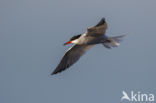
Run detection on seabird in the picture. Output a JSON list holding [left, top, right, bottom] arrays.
[[52, 18, 125, 75]]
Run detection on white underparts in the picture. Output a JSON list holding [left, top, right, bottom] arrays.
[[71, 39, 79, 44]]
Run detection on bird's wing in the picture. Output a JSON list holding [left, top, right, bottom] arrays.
[[51, 44, 93, 75], [86, 18, 107, 36]]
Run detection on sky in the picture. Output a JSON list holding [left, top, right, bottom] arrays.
[[0, 0, 156, 103]]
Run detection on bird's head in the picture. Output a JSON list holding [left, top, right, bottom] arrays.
[[63, 34, 81, 45]]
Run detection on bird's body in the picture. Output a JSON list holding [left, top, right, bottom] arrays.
[[52, 18, 125, 75]]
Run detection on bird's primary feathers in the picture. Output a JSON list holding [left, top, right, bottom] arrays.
[[52, 44, 93, 74]]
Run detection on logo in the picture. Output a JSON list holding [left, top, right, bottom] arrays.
[[121, 90, 154, 102]]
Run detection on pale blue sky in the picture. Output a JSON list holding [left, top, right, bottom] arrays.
[[0, 0, 156, 103]]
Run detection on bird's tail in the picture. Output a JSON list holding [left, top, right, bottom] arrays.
[[103, 35, 126, 49]]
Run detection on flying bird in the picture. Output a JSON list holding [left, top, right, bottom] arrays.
[[51, 18, 125, 75]]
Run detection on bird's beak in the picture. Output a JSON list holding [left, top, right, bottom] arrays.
[[63, 41, 72, 46]]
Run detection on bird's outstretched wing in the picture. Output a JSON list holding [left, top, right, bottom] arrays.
[[86, 18, 107, 36], [51, 44, 93, 75]]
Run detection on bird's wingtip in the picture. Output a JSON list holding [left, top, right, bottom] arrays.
[[51, 71, 57, 75], [51, 69, 62, 75], [101, 17, 105, 20], [95, 17, 106, 27]]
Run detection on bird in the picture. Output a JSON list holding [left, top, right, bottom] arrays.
[[121, 91, 131, 101], [51, 18, 125, 75]]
